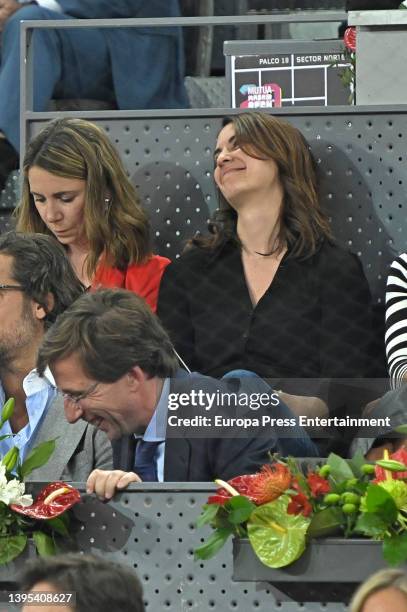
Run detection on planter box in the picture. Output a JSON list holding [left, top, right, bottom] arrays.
[[233, 537, 400, 582], [233, 538, 407, 602]]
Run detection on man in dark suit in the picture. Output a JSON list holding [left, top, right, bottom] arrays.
[[37, 288, 317, 500], [0, 0, 188, 190]]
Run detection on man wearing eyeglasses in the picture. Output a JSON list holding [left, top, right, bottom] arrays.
[[36, 288, 317, 500], [0, 230, 112, 479]]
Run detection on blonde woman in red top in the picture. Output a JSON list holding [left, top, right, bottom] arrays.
[[15, 117, 168, 311]]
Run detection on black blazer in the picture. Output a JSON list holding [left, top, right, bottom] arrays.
[[113, 373, 283, 481], [114, 434, 274, 482]]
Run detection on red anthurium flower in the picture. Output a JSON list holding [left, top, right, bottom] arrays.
[[207, 474, 259, 505], [375, 448, 407, 482], [307, 472, 330, 497], [207, 464, 291, 506], [287, 492, 312, 517], [394, 448, 407, 462], [10, 482, 81, 519], [344, 27, 356, 53], [206, 495, 230, 506]]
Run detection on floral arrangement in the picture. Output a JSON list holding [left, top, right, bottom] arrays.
[[0, 398, 80, 565], [195, 450, 407, 569], [340, 27, 356, 104]]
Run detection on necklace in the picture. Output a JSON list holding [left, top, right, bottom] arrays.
[[254, 250, 275, 257], [242, 242, 281, 258]]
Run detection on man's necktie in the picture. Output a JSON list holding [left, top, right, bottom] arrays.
[[134, 440, 160, 482]]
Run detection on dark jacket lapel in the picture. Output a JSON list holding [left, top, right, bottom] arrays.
[[163, 437, 191, 481], [163, 374, 194, 481], [112, 435, 136, 472]]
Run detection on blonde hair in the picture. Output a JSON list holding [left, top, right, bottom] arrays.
[[350, 569, 407, 612], [15, 118, 151, 278]]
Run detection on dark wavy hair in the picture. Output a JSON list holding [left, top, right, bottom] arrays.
[[19, 553, 144, 612], [192, 111, 333, 259], [0, 231, 84, 328]]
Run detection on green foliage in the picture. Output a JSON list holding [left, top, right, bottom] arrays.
[[354, 513, 388, 538], [307, 507, 343, 539], [195, 495, 256, 560], [0, 397, 78, 567], [46, 514, 70, 537], [195, 450, 407, 570], [0, 533, 27, 565], [323, 493, 341, 505], [330, 49, 355, 104], [194, 528, 233, 560], [383, 532, 407, 566], [228, 496, 256, 525], [0, 398, 14, 428], [32, 531, 56, 557], [376, 460, 407, 472], [2, 447, 19, 473], [196, 503, 220, 529], [20, 440, 56, 479], [348, 451, 369, 477], [365, 485, 398, 524], [0, 434, 12, 443], [326, 453, 355, 484]]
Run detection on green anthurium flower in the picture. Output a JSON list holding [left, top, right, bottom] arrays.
[[247, 494, 311, 568]]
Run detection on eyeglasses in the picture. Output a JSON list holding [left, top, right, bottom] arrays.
[[0, 284, 24, 292], [61, 381, 100, 405]]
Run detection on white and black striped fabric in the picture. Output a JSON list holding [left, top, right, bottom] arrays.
[[386, 253, 407, 386]]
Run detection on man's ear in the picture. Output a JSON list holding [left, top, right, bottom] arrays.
[[33, 292, 55, 321], [127, 366, 147, 388]]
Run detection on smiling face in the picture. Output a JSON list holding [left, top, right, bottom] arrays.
[[51, 353, 154, 440], [28, 166, 88, 249], [213, 122, 283, 210]]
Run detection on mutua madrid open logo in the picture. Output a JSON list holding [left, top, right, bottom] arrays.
[[239, 83, 282, 108]]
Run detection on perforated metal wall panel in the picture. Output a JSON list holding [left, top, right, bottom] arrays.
[[27, 106, 407, 305], [0, 170, 20, 210], [184, 76, 227, 108], [66, 484, 349, 612]]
